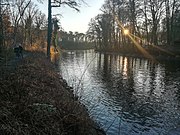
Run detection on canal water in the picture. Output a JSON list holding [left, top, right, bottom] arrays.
[[58, 50, 180, 135]]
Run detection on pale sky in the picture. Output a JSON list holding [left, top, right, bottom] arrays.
[[37, 0, 105, 33]]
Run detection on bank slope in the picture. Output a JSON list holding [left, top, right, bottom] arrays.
[[0, 52, 105, 135]]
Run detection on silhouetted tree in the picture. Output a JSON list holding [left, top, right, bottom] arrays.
[[11, 0, 31, 45]]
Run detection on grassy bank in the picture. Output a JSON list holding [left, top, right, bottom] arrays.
[[0, 51, 105, 135]]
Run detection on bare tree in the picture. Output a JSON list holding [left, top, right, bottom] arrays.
[[34, 11, 46, 30], [87, 16, 102, 49], [23, 2, 38, 46], [148, 0, 165, 45], [10, 0, 31, 45]]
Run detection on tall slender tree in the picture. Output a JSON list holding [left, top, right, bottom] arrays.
[[10, 0, 31, 45]]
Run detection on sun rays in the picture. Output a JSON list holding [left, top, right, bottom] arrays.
[[113, 14, 175, 62]]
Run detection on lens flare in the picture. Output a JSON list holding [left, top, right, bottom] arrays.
[[124, 29, 129, 35], [113, 14, 155, 61], [112, 13, 175, 61]]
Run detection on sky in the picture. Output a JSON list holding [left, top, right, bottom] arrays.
[[37, 0, 105, 33]]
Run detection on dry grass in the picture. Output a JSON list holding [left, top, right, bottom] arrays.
[[0, 51, 105, 135]]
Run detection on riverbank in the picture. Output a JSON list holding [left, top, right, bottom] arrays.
[[95, 45, 180, 62], [0, 51, 105, 135]]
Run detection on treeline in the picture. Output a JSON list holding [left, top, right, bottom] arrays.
[[60, 31, 95, 50], [0, 0, 48, 53], [86, 0, 180, 51], [0, 0, 93, 57]]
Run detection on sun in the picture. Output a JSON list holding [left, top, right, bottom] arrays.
[[124, 29, 129, 35]]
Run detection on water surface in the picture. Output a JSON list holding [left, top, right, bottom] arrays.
[[59, 50, 180, 135]]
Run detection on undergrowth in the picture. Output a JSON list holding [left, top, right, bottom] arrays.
[[0, 52, 105, 135]]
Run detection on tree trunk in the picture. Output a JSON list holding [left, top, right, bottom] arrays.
[[165, 0, 170, 45]]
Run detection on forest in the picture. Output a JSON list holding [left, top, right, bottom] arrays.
[[0, 0, 93, 56], [86, 0, 180, 55], [0, 0, 180, 57]]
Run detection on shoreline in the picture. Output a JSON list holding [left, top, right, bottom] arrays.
[[0, 51, 105, 135], [95, 49, 180, 62]]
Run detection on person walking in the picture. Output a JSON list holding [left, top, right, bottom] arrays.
[[14, 43, 23, 58]]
